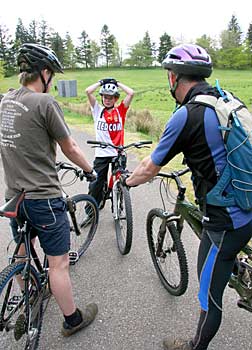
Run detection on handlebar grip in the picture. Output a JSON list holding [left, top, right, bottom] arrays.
[[139, 141, 152, 145], [87, 140, 101, 145]]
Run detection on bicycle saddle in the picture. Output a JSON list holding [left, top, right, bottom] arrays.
[[0, 192, 25, 218]]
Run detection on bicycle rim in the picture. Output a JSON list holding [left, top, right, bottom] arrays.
[[146, 208, 188, 296], [68, 194, 99, 264], [0, 262, 43, 350], [114, 183, 133, 255]]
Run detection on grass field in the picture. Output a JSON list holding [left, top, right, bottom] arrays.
[[1, 67, 252, 199], [2, 67, 252, 123]]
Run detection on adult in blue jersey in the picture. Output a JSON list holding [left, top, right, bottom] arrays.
[[125, 44, 252, 350]]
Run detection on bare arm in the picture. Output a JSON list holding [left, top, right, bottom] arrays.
[[118, 82, 134, 108], [126, 156, 161, 186], [57, 135, 93, 172], [85, 82, 100, 108]]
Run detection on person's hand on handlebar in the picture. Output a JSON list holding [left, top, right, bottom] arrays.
[[120, 172, 137, 188], [82, 169, 97, 182]]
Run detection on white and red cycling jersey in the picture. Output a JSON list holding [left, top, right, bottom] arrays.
[[91, 100, 129, 157]]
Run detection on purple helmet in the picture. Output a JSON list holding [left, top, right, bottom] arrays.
[[162, 44, 212, 78]]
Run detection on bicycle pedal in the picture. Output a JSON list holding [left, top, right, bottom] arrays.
[[14, 313, 26, 341], [7, 295, 23, 311], [69, 251, 79, 265], [237, 299, 252, 312]]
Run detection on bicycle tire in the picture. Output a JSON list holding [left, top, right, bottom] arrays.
[[68, 194, 99, 264], [146, 208, 189, 296], [114, 182, 133, 255], [0, 262, 43, 350]]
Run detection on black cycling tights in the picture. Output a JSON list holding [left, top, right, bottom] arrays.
[[192, 221, 252, 350]]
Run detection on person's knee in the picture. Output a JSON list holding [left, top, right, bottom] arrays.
[[48, 253, 69, 271]]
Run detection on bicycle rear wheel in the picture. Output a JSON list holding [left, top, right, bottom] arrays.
[[146, 208, 188, 296], [0, 262, 43, 350], [114, 182, 133, 255], [68, 194, 99, 265]]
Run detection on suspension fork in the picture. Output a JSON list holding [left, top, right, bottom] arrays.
[[156, 218, 167, 257], [66, 197, 81, 236]]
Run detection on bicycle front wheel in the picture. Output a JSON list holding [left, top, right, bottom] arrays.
[[146, 208, 188, 296], [68, 194, 99, 265], [114, 182, 133, 255], [0, 262, 43, 350]]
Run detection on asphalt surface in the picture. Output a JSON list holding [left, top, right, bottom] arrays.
[[0, 128, 251, 350]]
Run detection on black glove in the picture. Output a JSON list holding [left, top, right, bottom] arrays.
[[83, 169, 97, 182], [99, 77, 118, 86]]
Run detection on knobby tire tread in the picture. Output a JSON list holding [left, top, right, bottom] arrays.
[[70, 194, 99, 258], [146, 208, 189, 296], [115, 183, 133, 255]]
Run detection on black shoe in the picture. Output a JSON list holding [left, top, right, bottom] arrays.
[[61, 303, 98, 337]]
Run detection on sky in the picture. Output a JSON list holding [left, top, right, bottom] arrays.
[[1, 0, 251, 56]]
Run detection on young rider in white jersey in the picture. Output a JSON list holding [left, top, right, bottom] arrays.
[[85, 78, 134, 210]]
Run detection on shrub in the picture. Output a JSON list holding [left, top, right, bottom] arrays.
[[126, 108, 163, 139]]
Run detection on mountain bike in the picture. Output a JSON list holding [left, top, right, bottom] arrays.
[[56, 161, 99, 264], [87, 140, 152, 255], [146, 167, 252, 312], [0, 191, 50, 349]]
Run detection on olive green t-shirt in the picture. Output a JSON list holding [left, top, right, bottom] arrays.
[[0, 86, 70, 199]]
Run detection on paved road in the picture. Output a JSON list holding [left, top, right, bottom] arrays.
[[0, 128, 251, 350]]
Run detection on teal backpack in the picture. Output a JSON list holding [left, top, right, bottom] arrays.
[[190, 81, 252, 211]]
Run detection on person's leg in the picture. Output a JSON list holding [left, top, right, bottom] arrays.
[[88, 157, 112, 206], [192, 222, 252, 350], [20, 197, 98, 335], [163, 221, 252, 350], [47, 253, 75, 315]]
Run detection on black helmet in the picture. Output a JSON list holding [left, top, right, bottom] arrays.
[[17, 43, 63, 73], [162, 44, 212, 78]]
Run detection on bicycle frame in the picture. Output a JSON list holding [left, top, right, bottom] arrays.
[[157, 168, 252, 311], [0, 192, 50, 344], [87, 139, 152, 255]]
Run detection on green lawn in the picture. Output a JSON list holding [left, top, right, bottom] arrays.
[[2, 67, 252, 125], [2, 67, 252, 199]]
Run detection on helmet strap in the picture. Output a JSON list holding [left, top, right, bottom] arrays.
[[169, 73, 181, 104], [39, 70, 53, 93]]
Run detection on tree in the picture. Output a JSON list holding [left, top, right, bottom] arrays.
[[142, 31, 154, 66], [158, 32, 172, 63], [38, 19, 51, 46], [100, 24, 115, 67], [0, 60, 4, 80], [126, 32, 154, 67], [64, 32, 77, 69], [0, 24, 16, 76], [90, 40, 100, 68], [217, 47, 250, 69], [195, 34, 218, 66], [220, 15, 242, 49], [28, 20, 39, 43], [76, 30, 92, 68], [50, 32, 65, 66], [246, 23, 252, 51], [110, 39, 121, 67], [15, 18, 31, 46]]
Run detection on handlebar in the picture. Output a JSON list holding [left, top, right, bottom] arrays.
[[87, 140, 152, 151], [158, 167, 190, 180], [56, 161, 94, 182], [156, 167, 191, 195]]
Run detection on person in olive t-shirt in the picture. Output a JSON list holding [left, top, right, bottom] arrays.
[[0, 43, 98, 337]]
